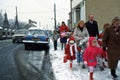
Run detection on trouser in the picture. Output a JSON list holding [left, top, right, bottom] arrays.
[[88, 66, 94, 80], [61, 43, 66, 49], [111, 69, 117, 78], [88, 66, 94, 72], [54, 40, 57, 50], [76, 52, 83, 63]]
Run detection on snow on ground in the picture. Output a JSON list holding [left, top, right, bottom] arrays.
[[49, 39, 120, 80]]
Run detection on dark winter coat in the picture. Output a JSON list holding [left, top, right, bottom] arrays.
[[102, 25, 120, 69], [85, 20, 99, 37]]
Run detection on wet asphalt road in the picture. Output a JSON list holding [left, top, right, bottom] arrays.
[[0, 40, 23, 80]]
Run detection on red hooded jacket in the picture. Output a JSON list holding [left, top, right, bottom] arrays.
[[83, 37, 103, 66]]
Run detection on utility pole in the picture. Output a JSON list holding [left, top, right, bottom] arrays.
[[14, 6, 19, 30], [70, 0, 73, 30], [54, 3, 57, 30]]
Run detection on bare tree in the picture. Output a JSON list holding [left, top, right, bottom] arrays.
[[0, 10, 4, 27]]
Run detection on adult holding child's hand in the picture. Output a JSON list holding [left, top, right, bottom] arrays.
[[102, 16, 120, 79]]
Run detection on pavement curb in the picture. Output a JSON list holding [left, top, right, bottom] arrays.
[[14, 46, 55, 80]]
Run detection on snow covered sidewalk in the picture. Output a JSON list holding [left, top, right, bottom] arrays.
[[49, 39, 120, 80]]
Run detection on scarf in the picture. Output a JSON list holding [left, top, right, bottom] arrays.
[[79, 27, 84, 32], [70, 43, 78, 56]]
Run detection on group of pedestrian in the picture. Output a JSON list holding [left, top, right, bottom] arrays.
[[52, 14, 120, 80], [63, 14, 103, 80], [52, 21, 69, 51]]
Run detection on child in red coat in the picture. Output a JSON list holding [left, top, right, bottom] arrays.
[[97, 37, 108, 69], [97, 24, 110, 69], [64, 36, 81, 69], [83, 37, 103, 80], [98, 23, 109, 61]]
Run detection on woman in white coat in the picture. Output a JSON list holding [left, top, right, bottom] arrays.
[[73, 20, 89, 67]]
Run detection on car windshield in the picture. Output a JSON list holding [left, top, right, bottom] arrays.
[[28, 30, 46, 36], [14, 29, 28, 34]]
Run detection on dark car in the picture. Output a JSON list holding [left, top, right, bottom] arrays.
[[23, 28, 50, 53]]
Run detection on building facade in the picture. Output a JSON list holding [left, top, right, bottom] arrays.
[[71, 0, 120, 30]]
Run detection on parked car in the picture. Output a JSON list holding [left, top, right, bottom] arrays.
[[23, 28, 50, 52], [12, 29, 28, 43], [0, 26, 3, 40]]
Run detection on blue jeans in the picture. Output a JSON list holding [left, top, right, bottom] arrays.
[[76, 52, 83, 63]]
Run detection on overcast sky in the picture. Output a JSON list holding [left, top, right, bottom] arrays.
[[0, 0, 70, 29]]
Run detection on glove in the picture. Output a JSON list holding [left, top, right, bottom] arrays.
[[84, 61, 87, 65], [97, 36, 99, 40], [103, 47, 106, 51], [81, 50, 84, 53]]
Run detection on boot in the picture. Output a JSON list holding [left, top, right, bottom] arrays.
[[61, 43, 63, 50], [99, 66, 104, 71], [103, 62, 107, 68], [82, 64, 86, 69], [90, 72, 93, 80], [70, 62, 72, 70], [111, 69, 117, 78]]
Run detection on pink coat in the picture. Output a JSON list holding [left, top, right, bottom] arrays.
[[83, 37, 103, 66]]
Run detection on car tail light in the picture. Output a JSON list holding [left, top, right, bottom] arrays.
[[46, 38, 49, 41]]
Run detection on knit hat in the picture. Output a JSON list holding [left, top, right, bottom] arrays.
[[68, 36, 75, 44]]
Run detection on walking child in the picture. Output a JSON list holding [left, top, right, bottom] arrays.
[[64, 36, 81, 69], [83, 37, 103, 80], [97, 23, 110, 70]]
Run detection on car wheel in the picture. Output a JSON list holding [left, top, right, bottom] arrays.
[[13, 40, 15, 43], [25, 44, 28, 50]]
